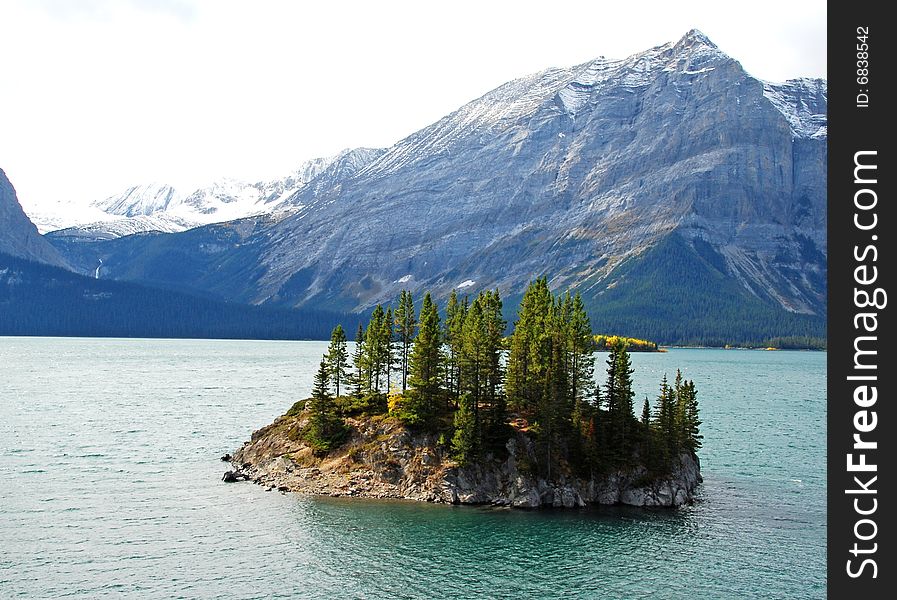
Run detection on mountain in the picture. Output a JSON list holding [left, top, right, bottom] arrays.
[[94, 183, 182, 217], [32, 148, 387, 239], [0, 168, 69, 268], [0, 251, 361, 339], [47, 30, 827, 344]]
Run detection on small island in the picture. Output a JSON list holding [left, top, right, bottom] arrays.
[[228, 278, 702, 508]]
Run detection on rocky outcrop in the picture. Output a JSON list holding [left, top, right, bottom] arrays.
[[230, 413, 701, 508], [0, 168, 69, 268]]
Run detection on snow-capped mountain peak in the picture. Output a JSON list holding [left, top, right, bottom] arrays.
[[92, 183, 182, 217], [37, 148, 386, 238]]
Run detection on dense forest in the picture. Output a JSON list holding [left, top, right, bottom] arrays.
[[0, 253, 362, 340], [301, 278, 701, 478], [580, 234, 827, 349]]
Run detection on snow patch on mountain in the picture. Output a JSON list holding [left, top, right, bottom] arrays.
[[94, 183, 182, 217], [763, 78, 828, 139], [51, 213, 198, 240], [30, 148, 385, 238]]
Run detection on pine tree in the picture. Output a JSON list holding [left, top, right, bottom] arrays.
[[307, 358, 344, 453], [655, 373, 675, 461], [365, 305, 386, 393], [641, 397, 651, 428], [680, 379, 702, 452], [311, 358, 331, 406], [457, 290, 507, 445], [481, 290, 506, 433], [539, 319, 571, 478], [325, 324, 348, 397], [451, 393, 478, 465], [459, 297, 485, 409], [641, 396, 652, 465], [604, 339, 634, 463], [567, 293, 595, 404], [506, 277, 553, 416], [394, 290, 416, 392], [408, 292, 443, 419], [673, 369, 685, 452], [444, 290, 468, 403], [349, 323, 366, 398], [382, 307, 395, 393]]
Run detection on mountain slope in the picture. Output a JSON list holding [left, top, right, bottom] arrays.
[[256, 30, 827, 315], [0, 252, 360, 339], [48, 31, 827, 344], [0, 168, 69, 268], [32, 148, 387, 238]]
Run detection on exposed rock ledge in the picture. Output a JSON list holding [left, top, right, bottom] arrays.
[[229, 414, 701, 508]]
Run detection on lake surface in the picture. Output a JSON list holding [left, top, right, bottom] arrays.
[[0, 338, 826, 599]]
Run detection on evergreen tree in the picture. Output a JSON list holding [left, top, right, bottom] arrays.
[[641, 396, 652, 464], [325, 324, 348, 397], [349, 323, 366, 398], [679, 379, 702, 452], [673, 369, 685, 452], [506, 277, 553, 416], [481, 290, 507, 433], [459, 297, 485, 410], [365, 305, 386, 393], [382, 307, 395, 393], [539, 318, 571, 478], [311, 358, 331, 404], [457, 291, 507, 435], [604, 339, 635, 463], [394, 290, 416, 391], [307, 358, 345, 453], [408, 292, 443, 420], [451, 393, 478, 465], [655, 373, 676, 461], [567, 293, 595, 404], [444, 290, 468, 403]]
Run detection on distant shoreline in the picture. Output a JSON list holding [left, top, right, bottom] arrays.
[[0, 334, 827, 351]]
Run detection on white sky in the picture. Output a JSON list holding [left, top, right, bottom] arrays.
[[0, 0, 826, 213]]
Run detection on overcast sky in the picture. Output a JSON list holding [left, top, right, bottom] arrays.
[[1, 0, 826, 213]]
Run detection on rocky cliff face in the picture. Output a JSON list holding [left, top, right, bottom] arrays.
[[0, 168, 68, 267], [246, 30, 825, 318], [230, 412, 701, 509]]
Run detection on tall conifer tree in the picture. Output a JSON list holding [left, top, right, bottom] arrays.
[[350, 323, 366, 398], [325, 324, 348, 397], [307, 358, 344, 452], [394, 291, 416, 391], [506, 277, 553, 416], [408, 293, 442, 416]]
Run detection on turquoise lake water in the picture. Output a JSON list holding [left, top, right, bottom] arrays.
[[0, 338, 826, 599]]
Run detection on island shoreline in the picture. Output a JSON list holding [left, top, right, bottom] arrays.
[[225, 414, 702, 509]]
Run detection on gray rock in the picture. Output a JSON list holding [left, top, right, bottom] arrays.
[[0, 169, 69, 267]]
